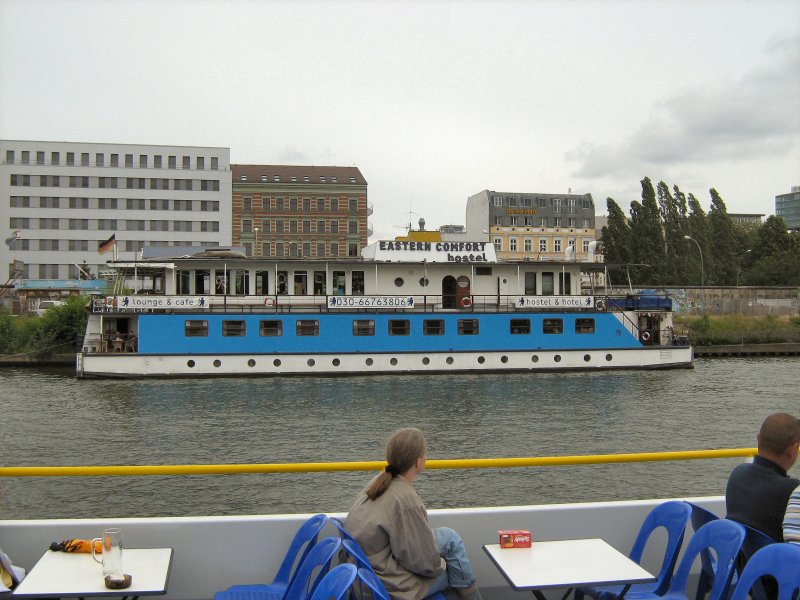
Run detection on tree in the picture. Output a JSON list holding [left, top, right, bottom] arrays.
[[684, 194, 710, 285], [657, 182, 689, 284], [707, 189, 737, 285], [600, 198, 632, 287], [628, 177, 667, 284]]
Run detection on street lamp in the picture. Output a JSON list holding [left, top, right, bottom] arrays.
[[684, 235, 704, 286], [254, 227, 260, 256]]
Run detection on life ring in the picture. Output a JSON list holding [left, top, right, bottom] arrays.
[[595, 299, 606, 311], [640, 331, 651, 344], [265, 297, 275, 307], [460, 297, 472, 308]]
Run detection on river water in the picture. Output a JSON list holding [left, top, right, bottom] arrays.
[[2, 357, 799, 520]]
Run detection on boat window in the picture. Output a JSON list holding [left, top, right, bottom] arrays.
[[313, 271, 326, 295], [575, 318, 595, 334], [423, 319, 445, 335], [388, 320, 410, 336], [255, 271, 269, 295], [296, 320, 319, 336], [543, 318, 563, 334], [475, 267, 492, 276], [394, 277, 404, 287], [353, 320, 375, 336], [352, 271, 365, 295], [524, 273, 536, 295], [260, 320, 282, 336], [277, 271, 288, 295], [333, 271, 346, 295], [222, 320, 246, 336], [194, 270, 210, 295], [541, 272, 555, 295], [458, 319, 479, 335], [558, 272, 572, 295], [510, 319, 531, 334], [185, 320, 208, 337]]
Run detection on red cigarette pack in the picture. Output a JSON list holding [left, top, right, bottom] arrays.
[[498, 530, 532, 548]]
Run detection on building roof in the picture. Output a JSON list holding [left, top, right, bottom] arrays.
[[231, 164, 367, 186]]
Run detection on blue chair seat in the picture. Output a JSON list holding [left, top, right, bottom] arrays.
[[728, 543, 800, 600], [309, 564, 358, 600]]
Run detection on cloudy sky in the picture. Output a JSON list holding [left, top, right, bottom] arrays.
[[1, 0, 798, 239]]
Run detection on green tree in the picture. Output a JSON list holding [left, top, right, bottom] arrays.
[[657, 182, 689, 284], [707, 189, 737, 285], [600, 198, 632, 287], [628, 177, 667, 284], [685, 194, 710, 285], [743, 216, 800, 285]]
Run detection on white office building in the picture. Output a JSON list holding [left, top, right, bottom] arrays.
[[1, 140, 232, 281]]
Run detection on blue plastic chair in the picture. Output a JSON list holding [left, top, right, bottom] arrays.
[[213, 514, 328, 600], [686, 503, 720, 600], [309, 564, 359, 600], [728, 544, 800, 600], [282, 537, 343, 600], [575, 501, 691, 600], [632, 519, 745, 600], [733, 525, 775, 600], [356, 567, 390, 600]]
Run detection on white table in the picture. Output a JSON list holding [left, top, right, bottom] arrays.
[[484, 539, 654, 600], [12, 547, 173, 599]]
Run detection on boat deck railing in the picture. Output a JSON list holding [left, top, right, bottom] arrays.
[[0, 447, 755, 478]]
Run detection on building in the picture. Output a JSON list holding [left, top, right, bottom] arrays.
[[231, 164, 370, 258], [776, 186, 800, 230], [728, 213, 764, 225], [465, 189, 598, 261], [1, 140, 231, 281]]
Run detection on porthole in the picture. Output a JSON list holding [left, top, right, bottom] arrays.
[[187, 360, 195, 368], [390, 358, 398, 366], [583, 354, 591, 362], [394, 277, 404, 287], [307, 359, 315, 367], [213, 359, 221, 368], [446, 356, 454, 365], [247, 359, 256, 367], [605, 353, 613, 362], [478, 356, 485, 364], [419, 277, 429, 287], [500, 356, 509, 364], [554, 355, 562, 363], [273, 359, 282, 367], [366, 358, 374, 366], [531, 355, 539, 363], [422, 357, 430, 365], [332, 358, 341, 367]]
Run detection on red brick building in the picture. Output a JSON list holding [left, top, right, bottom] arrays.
[[231, 165, 370, 258]]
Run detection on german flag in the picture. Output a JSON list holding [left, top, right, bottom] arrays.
[[98, 233, 116, 254]]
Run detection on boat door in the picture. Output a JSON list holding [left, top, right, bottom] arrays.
[[294, 272, 307, 295], [637, 313, 660, 345], [442, 275, 470, 309]]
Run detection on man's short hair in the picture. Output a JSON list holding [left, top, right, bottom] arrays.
[[757, 413, 800, 455]]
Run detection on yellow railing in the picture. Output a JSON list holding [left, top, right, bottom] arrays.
[[0, 448, 757, 478]]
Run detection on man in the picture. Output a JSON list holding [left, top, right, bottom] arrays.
[[725, 412, 800, 541]]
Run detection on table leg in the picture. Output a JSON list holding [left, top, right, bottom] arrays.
[[615, 584, 632, 600], [532, 591, 549, 600]]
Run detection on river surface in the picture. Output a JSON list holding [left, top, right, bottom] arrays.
[[2, 357, 799, 520]]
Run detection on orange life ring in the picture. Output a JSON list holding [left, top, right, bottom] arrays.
[[640, 331, 651, 343], [265, 297, 275, 307], [460, 297, 472, 308]]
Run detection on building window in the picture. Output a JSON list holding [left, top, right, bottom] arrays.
[[553, 198, 562, 213], [458, 319, 479, 335], [510, 319, 531, 334], [554, 217, 562, 227], [539, 238, 547, 252], [542, 272, 555, 295], [554, 239, 562, 252], [575, 318, 595, 334], [388, 320, 410, 335], [242, 219, 253, 233], [222, 320, 246, 336], [493, 237, 502, 252], [524, 238, 532, 252], [353, 320, 375, 336], [543, 318, 563, 334], [509, 238, 517, 252], [539, 217, 547, 226], [492, 196, 502, 206], [296, 320, 319, 336], [260, 320, 282, 336], [185, 320, 208, 337], [524, 272, 536, 295], [423, 320, 445, 335]]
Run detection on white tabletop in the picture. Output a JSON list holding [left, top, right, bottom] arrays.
[[483, 539, 654, 590], [13, 547, 173, 598]]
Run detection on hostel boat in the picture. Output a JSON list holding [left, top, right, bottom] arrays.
[[76, 239, 692, 378]]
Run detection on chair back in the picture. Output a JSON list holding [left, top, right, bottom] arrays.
[[275, 514, 328, 588], [342, 540, 373, 572], [687, 503, 720, 600], [284, 537, 342, 600], [628, 500, 691, 595], [736, 525, 776, 600], [666, 519, 745, 600], [729, 544, 800, 600], [356, 567, 391, 600], [330, 517, 358, 544], [309, 564, 358, 600]]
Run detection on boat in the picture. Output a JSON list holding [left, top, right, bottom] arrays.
[[75, 238, 692, 378]]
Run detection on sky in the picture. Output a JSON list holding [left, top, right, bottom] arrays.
[[1, 0, 798, 240]]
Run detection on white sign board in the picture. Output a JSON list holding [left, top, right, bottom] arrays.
[[116, 296, 210, 309], [362, 240, 497, 263], [516, 296, 595, 308], [328, 296, 415, 309]]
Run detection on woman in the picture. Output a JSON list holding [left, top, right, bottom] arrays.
[[344, 427, 482, 600]]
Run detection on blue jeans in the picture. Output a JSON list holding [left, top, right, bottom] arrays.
[[427, 527, 477, 594]]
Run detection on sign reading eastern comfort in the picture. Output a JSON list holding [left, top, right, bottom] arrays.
[[362, 240, 498, 263]]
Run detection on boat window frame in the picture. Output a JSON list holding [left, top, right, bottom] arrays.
[[222, 320, 246, 337], [458, 319, 479, 335], [575, 318, 595, 334], [185, 319, 208, 337], [296, 320, 320, 336], [388, 319, 410, 336], [510, 318, 531, 334], [543, 318, 563, 334], [423, 319, 445, 336], [353, 319, 375, 336], [259, 320, 283, 337]]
